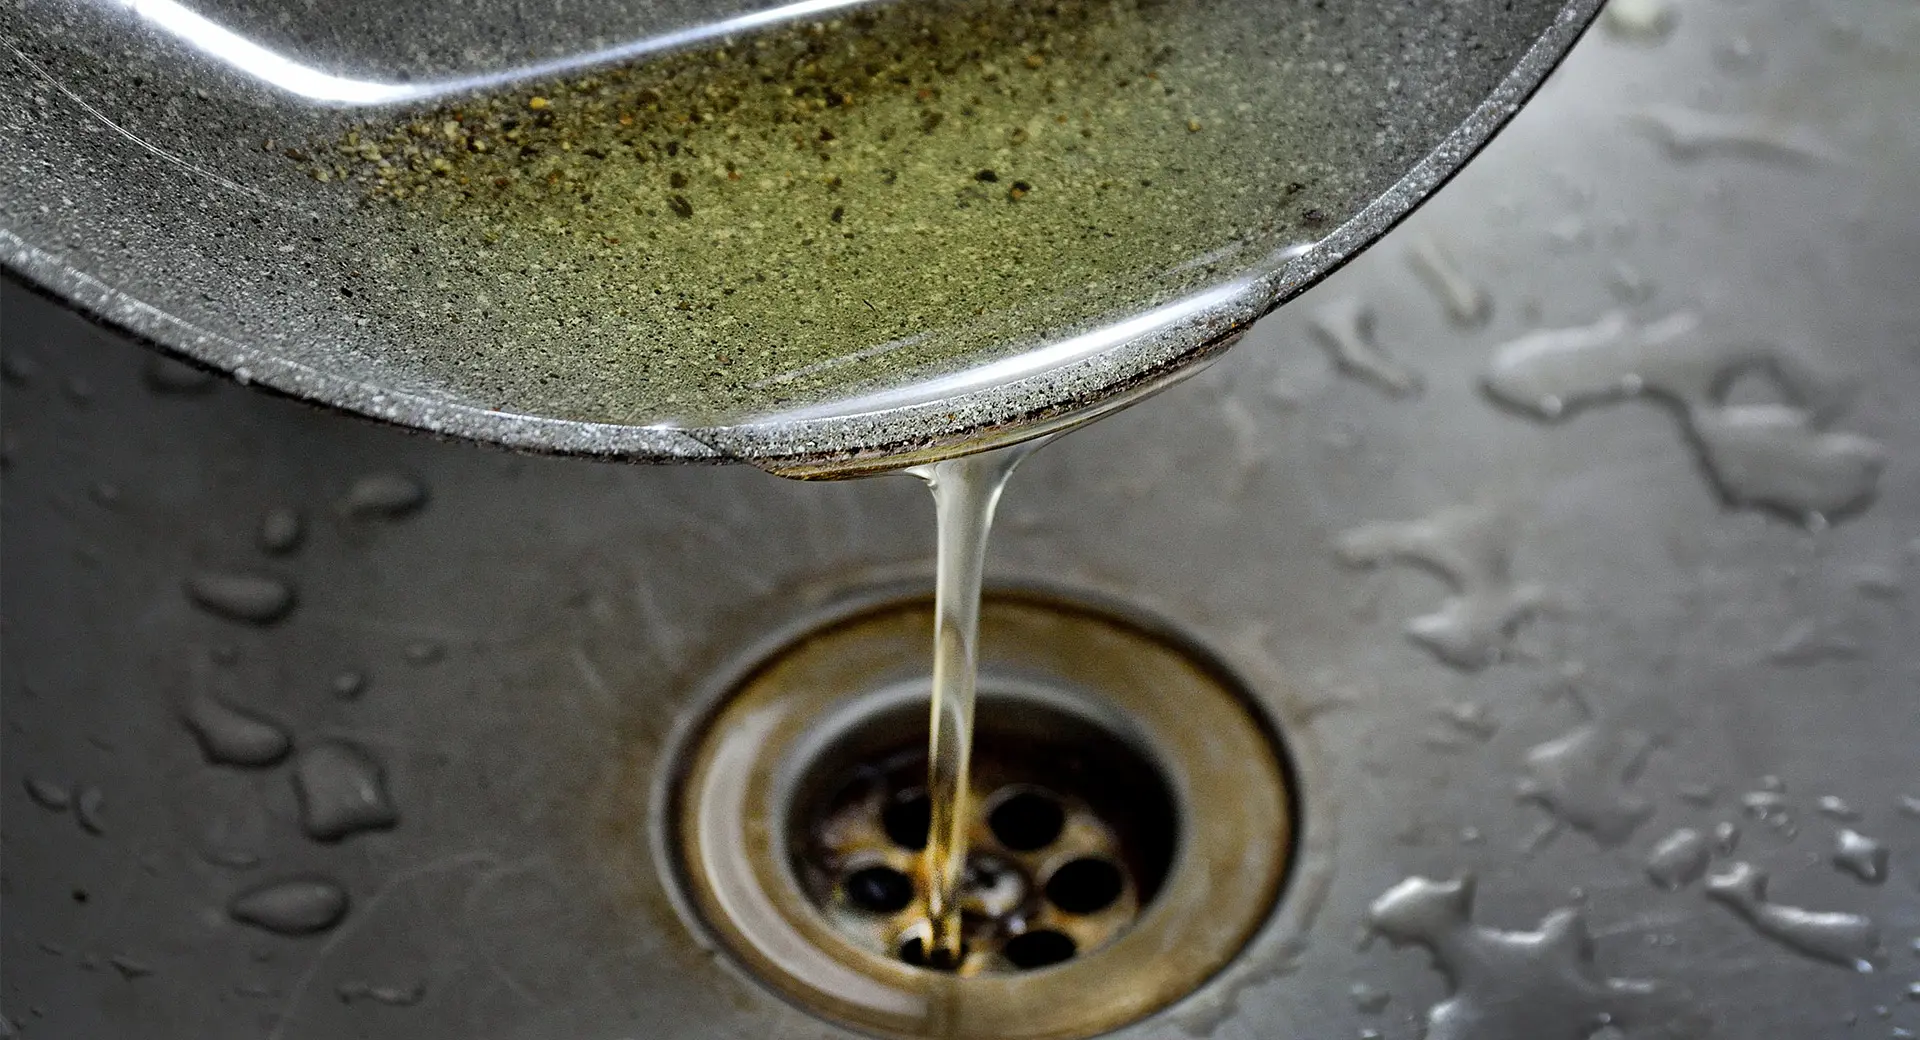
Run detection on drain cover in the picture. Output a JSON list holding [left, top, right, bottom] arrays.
[[666, 591, 1294, 1039]]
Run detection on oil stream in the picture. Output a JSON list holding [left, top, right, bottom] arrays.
[[903, 437, 1051, 966]]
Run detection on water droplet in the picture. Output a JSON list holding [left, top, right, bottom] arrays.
[[1900, 795, 1920, 819], [1368, 874, 1708, 1039], [1348, 981, 1390, 1014], [1601, 0, 1676, 42], [1437, 700, 1498, 740], [292, 741, 398, 841], [108, 954, 154, 980], [202, 845, 262, 870], [1816, 795, 1860, 821], [331, 669, 368, 699], [403, 640, 444, 666], [1833, 829, 1889, 885], [1632, 105, 1833, 165], [340, 473, 428, 520], [1645, 828, 1711, 890], [1741, 790, 1792, 822], [1482, 313, 1882, 524], [1308, 296, 1423, 397], [143, 355, 216, 395], [1713, 822, 1741, 855], [1336, 504, 1550, 669], [1518, 722, 1655, 845], [1690, 405, 1885, 523], [74, 785, 105, 835], [181, 692, 290, 767], [1607, 261, 1655, 303], [63, 375, 94, 406], [184, 571, 296, 625], [258, 507, 305, 555], [1406, 235, 1491, 327], [1705, 861, 1879, 971], [1713, 35, 1764, 74], [335, 979, 426, 1006], [1769, 622, 1864, 666], [229, 877, 350, 935], [23, 775, 71, 811]]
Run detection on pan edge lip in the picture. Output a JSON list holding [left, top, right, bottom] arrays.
[[0, 0, 1604, 468]]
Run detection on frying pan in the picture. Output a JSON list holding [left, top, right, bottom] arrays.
[[1, 0, 1601, 472]]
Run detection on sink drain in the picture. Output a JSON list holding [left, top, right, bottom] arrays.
[[665, 591, 1294, 1039]]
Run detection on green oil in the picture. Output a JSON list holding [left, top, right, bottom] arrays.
[[311, 0, 1344, 426]]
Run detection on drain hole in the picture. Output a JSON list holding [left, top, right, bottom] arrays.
[[843, 866, 915, 914], [1046, 858, 1124, 915], [1003, 929, 1077, 969], [898, 934, 967, 972], [987, 788, 1066, 851], [882, 790, 931, 851]]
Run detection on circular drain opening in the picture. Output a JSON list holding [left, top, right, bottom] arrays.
[[788, 678, 1177, 974], [669, 592, 1294, 1040]]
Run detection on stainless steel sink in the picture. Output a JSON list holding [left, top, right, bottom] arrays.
[[4, 0, 1917, 1036]]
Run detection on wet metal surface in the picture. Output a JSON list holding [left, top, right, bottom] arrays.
[[4, 0, 1920, 1036]]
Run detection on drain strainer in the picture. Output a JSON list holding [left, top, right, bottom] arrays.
[[666, 591, 1294, 1039]]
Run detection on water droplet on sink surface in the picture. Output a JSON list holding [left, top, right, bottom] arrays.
[[1601, 0, 1676, 42], [1335, 504, 1550, 669], [181, 692, 290, 767], [1769, 622, 1864, 666], [142, 355, 216, 395], [1482, 311, 1884, 524], [108, 954, 154, 980], [229, 877, 349, 935], [1368, 874, 1709, 1040], [403, 640, 444, 666], [1815, 795, 1860, 821], [1518, 721, 1655, 845], [23, 775, 71, 811], [1833, 829, 1890, 885], [257, 506, 305, 555], [292, 741, 398, 841], [1689, 406, 1886, 523], [1, 350, 39, 385], [74, 785, 106, 835], [1406, 235, 1491, 327], [1308, 296, 1423, 397], [184, 571, 296, 625], [1631, 105, 1834, 165], [331, 669, 368, 699], [1704, 861, 1880, 971], [1713, 822, 1741, 855], [1645, 828, 1711, 890], [339, 473, 428, 521], [335, 980, 426, 1007]]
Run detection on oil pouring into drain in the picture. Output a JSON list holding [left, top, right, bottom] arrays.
[[901, 439, 1051, 968]]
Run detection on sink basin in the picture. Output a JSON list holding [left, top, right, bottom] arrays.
[[3, 0, 1917, 1035]]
